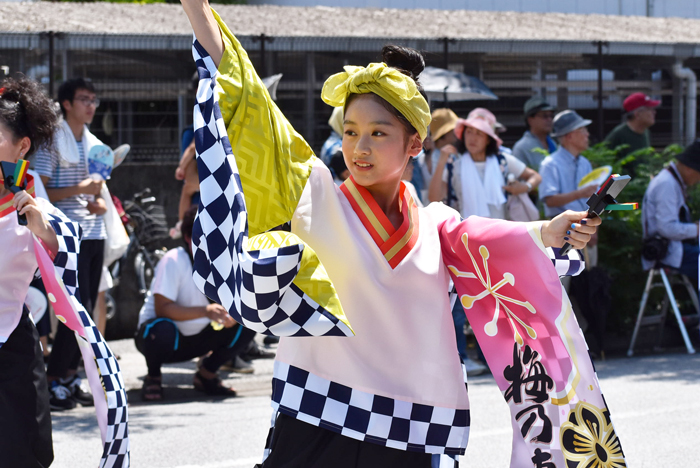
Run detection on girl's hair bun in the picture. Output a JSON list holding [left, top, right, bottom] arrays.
[[0, 76, 57, 158], [381, 45, 425, 82]]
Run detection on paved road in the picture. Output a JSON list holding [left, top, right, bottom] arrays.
[[51, 339, 700, 467]]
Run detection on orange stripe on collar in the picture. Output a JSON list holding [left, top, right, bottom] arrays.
[[340, 177, 420, 269], [382, 185, 420, 268], [340, 177, 395, 244]]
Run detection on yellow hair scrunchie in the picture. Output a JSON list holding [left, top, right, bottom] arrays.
[[321, 63, 431, 141]]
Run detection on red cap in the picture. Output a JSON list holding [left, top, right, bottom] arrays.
[[623, 93, 660, 113]]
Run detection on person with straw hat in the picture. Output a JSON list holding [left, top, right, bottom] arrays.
[[428, 107, 541, 220]]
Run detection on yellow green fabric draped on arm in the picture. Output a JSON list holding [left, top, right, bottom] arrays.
[[210, 10, 350, 331], [213, 9, 314, 237]]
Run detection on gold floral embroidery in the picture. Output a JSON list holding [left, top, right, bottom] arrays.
[[448, 232, 537, 345], [561, 401, 626, 468]]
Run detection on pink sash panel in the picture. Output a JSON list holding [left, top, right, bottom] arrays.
[[439, 216, 626, 468]]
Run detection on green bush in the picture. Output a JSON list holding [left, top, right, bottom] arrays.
[[581, 142, 688, 332]]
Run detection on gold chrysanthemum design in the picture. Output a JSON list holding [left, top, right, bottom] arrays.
[[561, 401, 626, 468]]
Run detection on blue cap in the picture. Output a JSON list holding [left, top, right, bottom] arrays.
[[551, 110, 592, 138]]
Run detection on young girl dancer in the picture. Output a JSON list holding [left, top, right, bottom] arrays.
[[181, 2, 625, 467], [0, 77, 130, 468], [0, 76, 61, 467]]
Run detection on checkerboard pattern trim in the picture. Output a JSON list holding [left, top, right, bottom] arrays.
[[547, 246, 584, 277], [269, 362, 470, 457], [47, 214, 81, 298], [189, 38, 352, 338], [47, 212, 130, 468]]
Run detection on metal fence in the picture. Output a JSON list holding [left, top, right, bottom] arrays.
[[2, 32, 697, 164]]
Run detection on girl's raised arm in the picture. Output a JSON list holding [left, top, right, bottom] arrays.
[[181, 0, 224, 67]]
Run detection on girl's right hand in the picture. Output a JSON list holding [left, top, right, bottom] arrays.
[[14, 190, 45, 233], [13, 190, 59, 255]]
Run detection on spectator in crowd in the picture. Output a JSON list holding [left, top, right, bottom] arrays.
[[429, 108, 461, 154], [171, 73, 200, 238], [320, 106, 343, 166], [493, 118, 512, 155], [512, 96, 557, 171], [414, 108, 460, 201], [174, 140, 199, 229], [539, 110, 597, 219], [35, 78, 103, 411], [642, 140, 700, 283], [136, 206, 256, 401], [180, 71, 199, 155], [414, 131, 435, 202], [540, 111, 600, 337], [173, 72, 284, 238], [329, 151, 350, 185], [401, 156, 424, 208], [429, 108, 541, 220], [605, 92, 659, 162]]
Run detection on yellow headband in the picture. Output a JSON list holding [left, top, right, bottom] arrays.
[[321, 63, 431, 141]]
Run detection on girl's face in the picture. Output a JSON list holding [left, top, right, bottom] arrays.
[[0, 121, 28, 179], [342, 94, 422, 193], [463, 126, 489, 155]]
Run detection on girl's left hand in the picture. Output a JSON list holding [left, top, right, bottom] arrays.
[[541, 210, 602, 249], [13, 190, 47, 235]]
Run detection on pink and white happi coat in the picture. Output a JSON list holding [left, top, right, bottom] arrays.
[[0, 177, 129, 467], [189, 21, 626, 467]]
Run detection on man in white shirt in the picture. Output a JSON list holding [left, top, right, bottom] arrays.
[[135, 207, 255, 401]]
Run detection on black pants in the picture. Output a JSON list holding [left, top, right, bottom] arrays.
[[47, 238, 104, 378], [135, 318, 255, 377], [0, 311, 53, 468], [260, 414, 454, 468]]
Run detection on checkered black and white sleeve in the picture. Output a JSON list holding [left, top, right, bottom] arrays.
[[547, 246, 584, 277], [45, 212, 130, 468], [189, 38, 352, 338]]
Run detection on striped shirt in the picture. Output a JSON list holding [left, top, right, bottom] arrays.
[[34, 137, 106, 240]]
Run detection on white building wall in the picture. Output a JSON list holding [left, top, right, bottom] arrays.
[[247, 0, 699, 18]]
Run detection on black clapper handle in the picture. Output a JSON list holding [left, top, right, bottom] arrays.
[[1, 165, 28, 226], [16, 204, 28, 226]]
